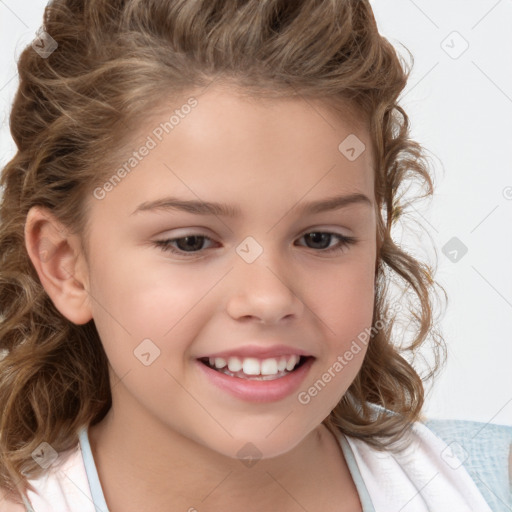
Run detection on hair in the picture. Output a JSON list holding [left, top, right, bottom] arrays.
[[0, 0, 447, 502]]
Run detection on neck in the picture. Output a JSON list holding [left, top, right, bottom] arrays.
[[87, 385, 356, 511]]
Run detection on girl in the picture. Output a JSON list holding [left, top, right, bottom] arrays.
[[0, 0, 509, 510]]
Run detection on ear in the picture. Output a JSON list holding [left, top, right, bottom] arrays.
[[24, 206, 93, 325]]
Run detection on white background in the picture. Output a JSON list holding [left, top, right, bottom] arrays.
[[0, 0, 511, 426]]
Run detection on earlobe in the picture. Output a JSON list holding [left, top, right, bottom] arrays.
[[24, 206, 93, 325]]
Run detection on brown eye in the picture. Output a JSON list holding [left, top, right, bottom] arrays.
[[296, 232, 357, 253], [153, 231, 357, 259], [154, 234, 216, 256]]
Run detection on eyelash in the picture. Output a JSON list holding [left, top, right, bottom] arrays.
[[153, 231, 358, 258]]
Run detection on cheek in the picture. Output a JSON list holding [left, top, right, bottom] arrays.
[[87, 252, 216, 363], [293, 264, 375, 425], [305, 255, 375, 406], [313, 256, 376, 337]]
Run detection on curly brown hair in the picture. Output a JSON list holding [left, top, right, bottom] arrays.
[[0, 0, 447, 502]]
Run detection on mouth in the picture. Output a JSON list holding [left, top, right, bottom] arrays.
[[196, 353, 316, 402], [198, 355, 312, 381]]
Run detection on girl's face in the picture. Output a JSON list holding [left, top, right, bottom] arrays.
[[82, 85, 377, 459]]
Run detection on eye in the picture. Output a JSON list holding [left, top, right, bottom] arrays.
[[153, 231, 358, 258], [153, 234, 217, 256], [295, 232, 358, 254]]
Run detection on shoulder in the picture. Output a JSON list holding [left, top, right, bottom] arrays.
[[421, 417, 512, 475], [0, 487, 27, 511], [422, 417, 512, 456], [0, 429, 93, 512], [13, 439, 90, 512], [422, 417, 512, 510], [337, 405, 505, 511]]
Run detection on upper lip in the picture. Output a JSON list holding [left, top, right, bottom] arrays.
[[198, 344, 313, 360]]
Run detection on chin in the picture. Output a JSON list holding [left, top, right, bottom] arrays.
[[199, 424, 315, 462]]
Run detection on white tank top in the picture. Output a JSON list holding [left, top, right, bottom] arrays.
[[20, 420, 493, 512]]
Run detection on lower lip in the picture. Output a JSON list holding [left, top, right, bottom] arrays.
[[196, 357, 315, 403]]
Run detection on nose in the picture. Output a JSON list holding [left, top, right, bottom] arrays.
[[225, 249, 305, 324]]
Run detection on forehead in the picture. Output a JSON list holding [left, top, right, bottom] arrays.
[[87, 85, 374, 222]]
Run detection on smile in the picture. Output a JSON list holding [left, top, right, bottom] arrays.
[[199, 355, 308, 380], [196, 355, 315, 402]]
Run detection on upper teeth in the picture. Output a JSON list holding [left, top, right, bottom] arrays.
[[208, 355, 301, 375]]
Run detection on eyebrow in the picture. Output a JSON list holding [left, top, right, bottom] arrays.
[[130, 192, 373, 217]]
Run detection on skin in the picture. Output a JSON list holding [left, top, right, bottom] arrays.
[[24, 85, 378, 511]]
